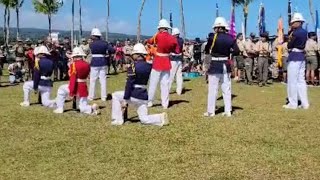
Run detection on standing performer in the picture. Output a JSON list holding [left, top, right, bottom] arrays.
[[305, 32, 318, 86], [204, 17, 239, 117], [256, 32, 271, 87], [244, 33, 257, 85], [169, 28, 184, 95], [53, 47, 99, 115], [88, 28, 115, 101], [20, 46, 56, 108], [111, 43, 169, 126], [284, 13, 309, 110], [147, 19, 180, 109]]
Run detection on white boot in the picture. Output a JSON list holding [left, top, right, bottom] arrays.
[[20, 101, 30, 107], [53, 108, 64, 114]]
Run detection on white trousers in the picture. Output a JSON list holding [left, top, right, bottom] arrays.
[[169, 61, 183, 95], [23, 81, 56, 108], [56, 84, 93, 114], [89, 66, 107, 100], [207, 65, 232, 114], [287, 61, 309, 108], [148, 69, 170, 108], [112, 91, 163, 126]]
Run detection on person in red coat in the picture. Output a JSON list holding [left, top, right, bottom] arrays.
[[146, 19, 180, 109], [53, 47, 99, 115]]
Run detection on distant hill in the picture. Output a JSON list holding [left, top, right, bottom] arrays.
[[0, 27, 152, 44]]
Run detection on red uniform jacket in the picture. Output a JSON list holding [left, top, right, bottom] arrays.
[[69, 60, 90, 97], [147, 31, 180, 71]]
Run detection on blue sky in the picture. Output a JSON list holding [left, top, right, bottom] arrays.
[[0, 0, 319, 39]]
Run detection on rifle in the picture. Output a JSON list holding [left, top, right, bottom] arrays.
[[37, 93, 42, 104], [122, 104, 128, 121], [72, 96, 77, 110]]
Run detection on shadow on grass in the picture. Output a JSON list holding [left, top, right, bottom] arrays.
[[215, 106, 244, 114], [217, 94, 237, 101], [152, 100, 190, 108], [170, 88, 192, 95]]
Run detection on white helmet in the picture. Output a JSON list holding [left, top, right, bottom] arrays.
[[91, 28, 102, 36], [213, 17, 228, 28], [157, 19, 171, 29], [131, 43, 148, 55], [35, 45, 50, 55], [291, 13, 305, 24], [71, 47, 86, 58], [172, 28, 180, 35]]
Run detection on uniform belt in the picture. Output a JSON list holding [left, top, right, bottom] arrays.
[[134, 84, 147, 89], [40, 76, 51, 80], [292, 48, 304, 53], [92, 54, 106, 57], [77, 79, 86, 83], [170, 53, 182, 56], [211, 57, 228, 61], [156, 52, 170, 57]]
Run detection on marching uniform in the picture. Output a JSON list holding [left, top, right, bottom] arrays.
[[256, 35, 271, 86], [285, 13, 309, 109], [54, 47, 99, 114], [20, 46, 55, 108], [169, 28, 184, 95], [204, 17, 239, 117], [111, 43, 168, 126], [88, 28, 115, 101], [147, 19, 180, 109]]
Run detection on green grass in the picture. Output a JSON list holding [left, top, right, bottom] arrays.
[[1, 74, 320, 180]]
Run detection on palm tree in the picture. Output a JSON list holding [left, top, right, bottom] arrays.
[[78, 0, 82, 40], [0, 0, 15, 47], [308, 0, 315, 26], [106, 0, 110, 41], [32, 0, 63, 35], [137, 0, 146, 41], [159, 0, 162, 20], [232, 0, 253, 36], [14, 0, 24, 39], [71, 0, 74, 47], [179, 0, 186, 40]]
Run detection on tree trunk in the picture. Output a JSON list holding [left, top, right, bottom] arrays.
[[79, 0, 82, 40], [244, 13, 247, 36], [106, 0, 110, 42], [159, 0, 162, 20], [3, 7, 7, 45], [179, 0, 186, 40], [309, 0, 315, 26], [16, 6, 20, 39], [6, 8, 10, 47], [48, 14, 52, 36], [137, 0, 146, 41], [71, 0, 74, 47]]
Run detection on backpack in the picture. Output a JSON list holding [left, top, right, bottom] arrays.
[[193, 43, 202, 54]]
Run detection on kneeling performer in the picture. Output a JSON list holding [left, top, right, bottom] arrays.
[[54, 47, 99, 115], [111, 43, 169, 126]]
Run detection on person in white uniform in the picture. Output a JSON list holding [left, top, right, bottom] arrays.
[[203, 17, 239, 117], [111, 43, 169, 126], [53, 47, 100, 115], [20, 46, 56, 108], [169, 27, 184, 95]]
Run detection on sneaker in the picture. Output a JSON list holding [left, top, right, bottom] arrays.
[[20, 101, 30, 107], [53, 108, 64, 114], [161, 112, 169, 126], [147, 102, 153, 108], [222, 112, 232, 117], [203, 112, 215, 117], [92, 103, 100, 115], [282, 105, 297, 110], [111, 120, 124, 126]]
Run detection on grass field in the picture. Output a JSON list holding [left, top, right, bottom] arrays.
[[0, 73, 320, 180]]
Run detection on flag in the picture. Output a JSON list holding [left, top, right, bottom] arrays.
[[316, 10, 320, 47], [216, 3, 219, 17], [288, 0, 292, 26], [241, 21, 245, 43], [277, 17, 284, 67], [258, 3, 266, 35], [229, 6, 236, 39]]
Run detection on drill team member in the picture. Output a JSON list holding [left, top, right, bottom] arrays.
[[305, 32, 318, 85], [147, 19, 180, 109], [283, 13, 309, 110], [88, 28, 115, 101], [256, 32, 271, 87], [20, 46, 56, 107], [169, 27, 184, 95], [204, 17, 239, 117], [54, 47, 99, 115], [244, 33, 257, 85], [111, 43, 169, 126]]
